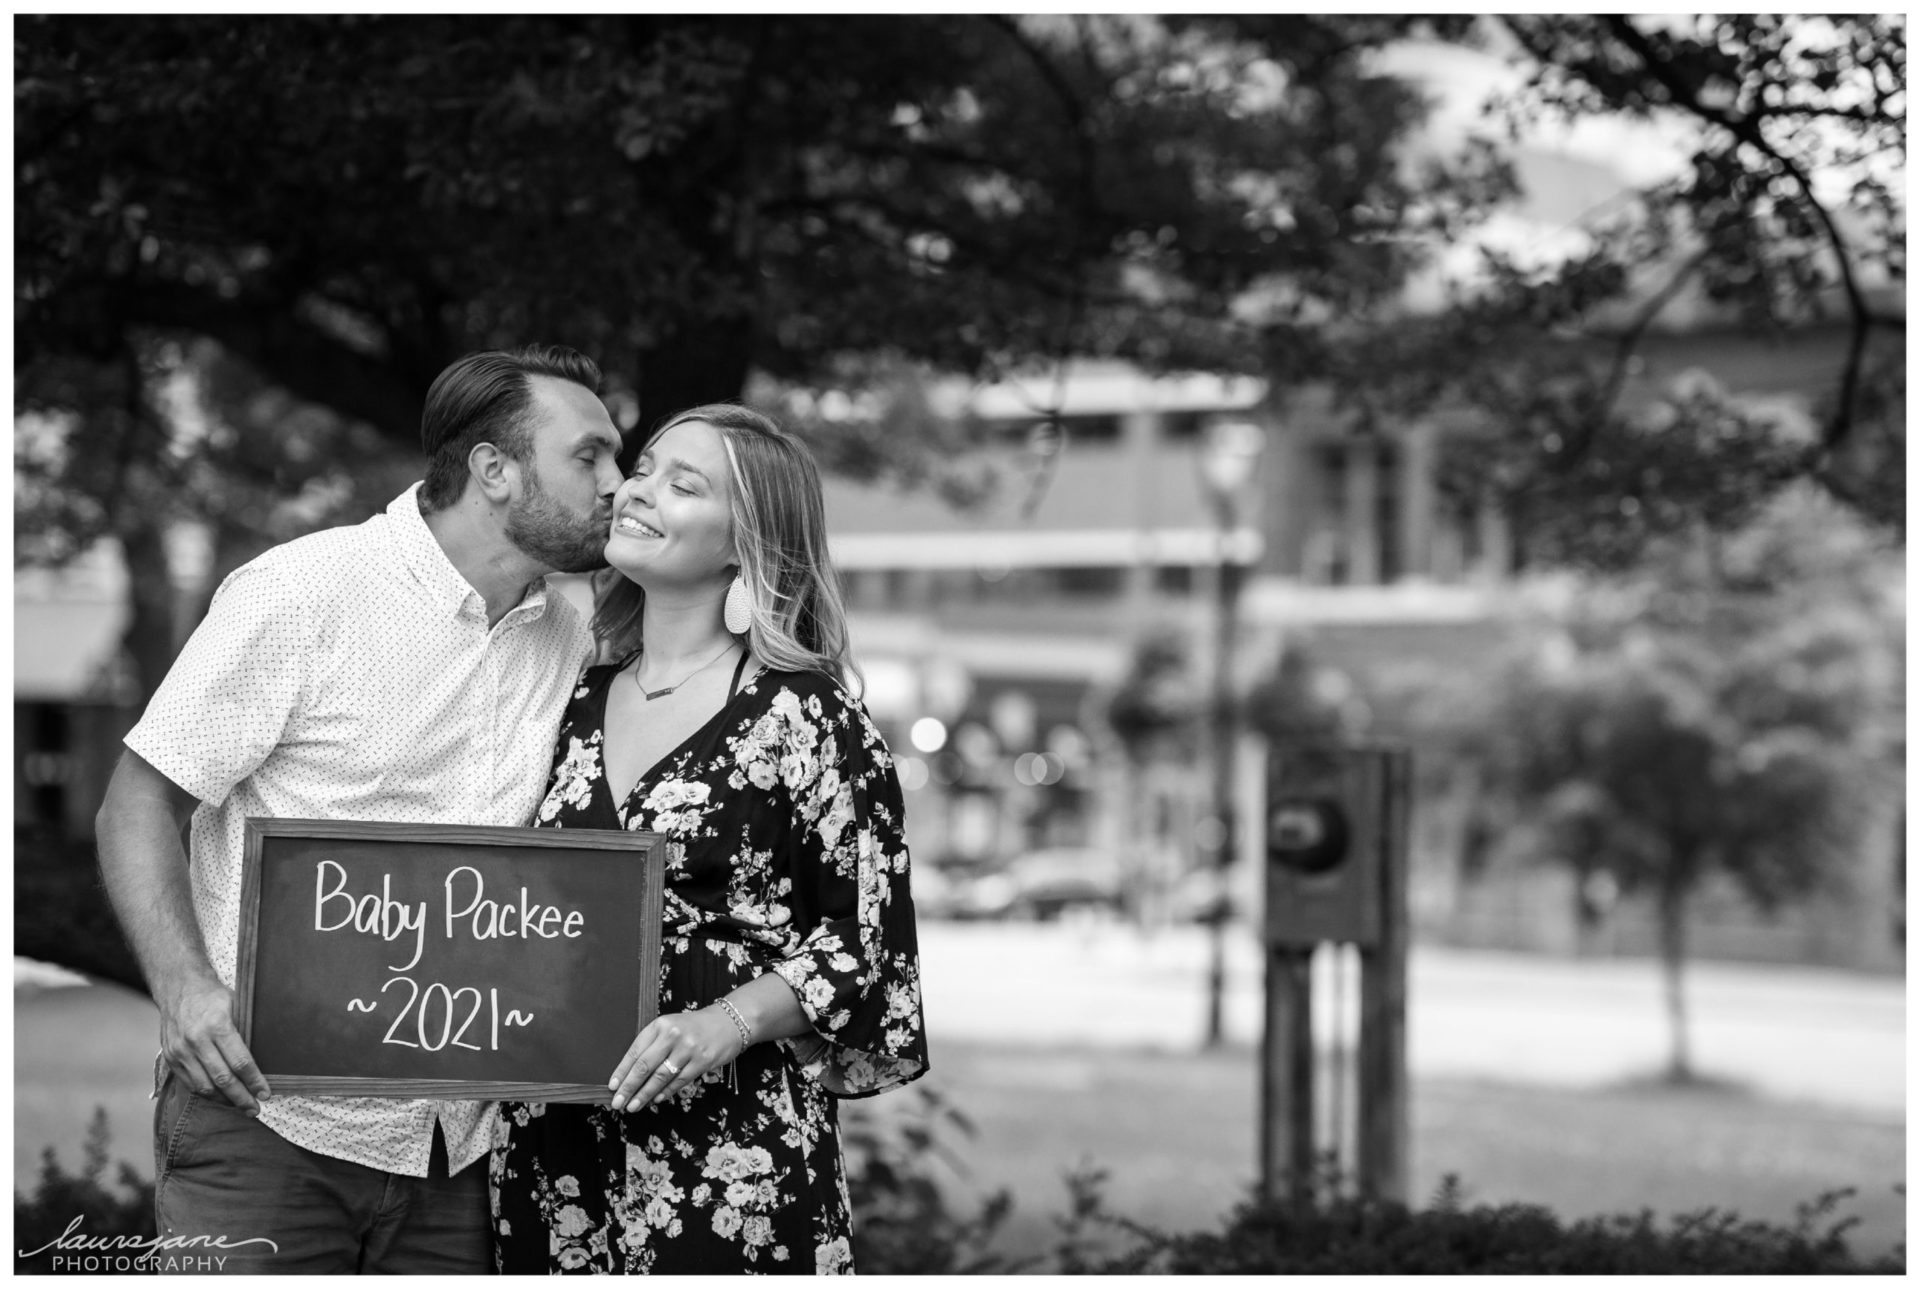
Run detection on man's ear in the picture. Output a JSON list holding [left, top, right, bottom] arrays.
[[467, 443, 518, 504]]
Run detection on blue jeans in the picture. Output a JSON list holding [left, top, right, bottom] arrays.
[[151, 1073, 489, 1274]]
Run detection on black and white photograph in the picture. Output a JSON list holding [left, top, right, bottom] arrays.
[[14, 13, 1906, 1275]]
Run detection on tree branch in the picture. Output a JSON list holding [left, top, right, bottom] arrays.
[[982, 14, 1103, 369], [1583, 18, 1892, 453], [1568, 247, 1713, 462], [115, 281, 430, 445]]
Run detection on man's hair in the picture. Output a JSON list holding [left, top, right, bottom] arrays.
[[417, 344, 603, 513]]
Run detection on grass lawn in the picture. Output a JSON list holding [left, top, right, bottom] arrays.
[[874, 1040, 1906, 1264], [16, 983, 1904, 1268]]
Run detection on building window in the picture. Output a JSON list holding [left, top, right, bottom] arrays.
[[16, 702, 71, 828], [1305, 437, 1404, 586], [1155, 565, 1195, 596], [981, 414, 1122, 446], [1376, 438, 1403, 585], [1162, 411, 1206, 441], [1051, 566, 1125, 597]]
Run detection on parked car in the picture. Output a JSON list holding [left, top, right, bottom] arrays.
[[1167, 866, 1232, 924], [1002, 847, 1127, 921], [911, 853, 1019, 921]]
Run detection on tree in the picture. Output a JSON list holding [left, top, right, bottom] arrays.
[[16, 15, 1498, 444], [16, 339, 418, 698], [1317, 15, 1905, 568], [17, 15, 1509, 709], [1461, 488, 1901, 1080]]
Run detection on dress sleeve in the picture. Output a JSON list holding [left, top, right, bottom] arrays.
[[768, 682, 928, 1098]]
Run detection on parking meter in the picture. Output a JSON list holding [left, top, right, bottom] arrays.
[[1264, 754, 1387, 947]]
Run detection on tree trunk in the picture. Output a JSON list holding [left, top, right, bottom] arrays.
[[115, 515, 178, 708], [1118, 753, 1153, 927], [1427, 762, 1480, 927], [1655, 878, 1693, 1083], [631, 316, 757, 449]]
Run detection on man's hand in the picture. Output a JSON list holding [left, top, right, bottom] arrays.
[[97, 750, 272, 1113], [159, 976, 272, 1113]]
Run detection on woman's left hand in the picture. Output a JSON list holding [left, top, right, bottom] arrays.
[[608, 1008, 744, 1112]]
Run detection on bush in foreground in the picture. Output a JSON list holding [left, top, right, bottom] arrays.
[[1077, 1177, 1905, 1275], [16, 1104, 1904, 1276], [845, 1092, 1903, 1275], [14, 1110, 156, 1276]]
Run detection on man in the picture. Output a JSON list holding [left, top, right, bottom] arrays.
[[95, 344, 625, 1273]]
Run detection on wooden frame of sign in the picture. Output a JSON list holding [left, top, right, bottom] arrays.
[[235, 818, 664, 1103]]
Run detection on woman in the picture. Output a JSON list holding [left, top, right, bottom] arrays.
[[491, 404, 927, 1274]]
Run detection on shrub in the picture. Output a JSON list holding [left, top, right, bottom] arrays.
[[17, 1103, 1902, 1277], [14, 1109, 156, 1276], [843, 1084, 1024, 1274], [1078, 1175, 1907, 1275]]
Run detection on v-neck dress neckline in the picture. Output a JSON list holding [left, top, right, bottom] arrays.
[[599, 650, 753, 826]]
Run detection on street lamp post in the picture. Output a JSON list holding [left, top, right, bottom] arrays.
[[1198, 418, 1265, 1049]]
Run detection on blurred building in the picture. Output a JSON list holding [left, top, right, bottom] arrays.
[[13, 82, 1902, 969], [14, 549, 142, 844], [823, 321, 1902, 972], [12, 318, 1899, 971]]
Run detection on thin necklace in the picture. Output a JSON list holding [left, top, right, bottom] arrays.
[[633, 640, 737, 701]]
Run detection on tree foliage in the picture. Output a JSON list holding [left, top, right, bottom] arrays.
[[18, 14, 1511, 709], [1344, 15, 1906, 567], [1453, 488, 1901, 1076], [16, 336, 417, 696], [16, 14, 1494, 450]]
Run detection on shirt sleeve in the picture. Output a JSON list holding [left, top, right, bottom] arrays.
[[768, 682, 929, 1098], [123, 557, 311, 807]]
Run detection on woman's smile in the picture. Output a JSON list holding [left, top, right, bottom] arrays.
[[613, 513, 664, 539]]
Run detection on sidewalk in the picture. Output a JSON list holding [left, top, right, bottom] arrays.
[[13, 927, 1904, 1187], [914, 922, 1907, 1116]]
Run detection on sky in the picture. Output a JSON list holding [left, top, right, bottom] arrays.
[[1370, 32, 1705, 311]]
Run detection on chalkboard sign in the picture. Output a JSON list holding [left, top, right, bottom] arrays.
[[235, 818, 664, 1102]]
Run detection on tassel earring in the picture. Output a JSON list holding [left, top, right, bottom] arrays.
[[723, 573, 753, 635]]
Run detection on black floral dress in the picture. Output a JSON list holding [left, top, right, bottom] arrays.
[[490, 659, 928, 1274]]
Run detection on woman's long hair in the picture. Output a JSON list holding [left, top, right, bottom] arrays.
[[591, 403, 860, 694]]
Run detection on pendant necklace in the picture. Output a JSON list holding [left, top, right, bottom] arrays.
[[633, 639, 736, 701]]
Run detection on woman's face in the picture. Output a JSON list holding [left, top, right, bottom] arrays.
[[605, 419, 736, 589]]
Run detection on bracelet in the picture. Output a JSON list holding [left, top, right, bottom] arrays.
[[715, 998, 753, 1050]]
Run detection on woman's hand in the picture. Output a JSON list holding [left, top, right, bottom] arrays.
[[608, 1008, 745, 1111]]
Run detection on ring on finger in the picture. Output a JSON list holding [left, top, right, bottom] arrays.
[[658, 1060, 682, 1078]]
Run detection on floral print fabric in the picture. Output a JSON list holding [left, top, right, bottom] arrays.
[[491, 662, 927, 1274]]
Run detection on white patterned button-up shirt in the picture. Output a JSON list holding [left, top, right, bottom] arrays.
[[125, 484, 594, 1177]]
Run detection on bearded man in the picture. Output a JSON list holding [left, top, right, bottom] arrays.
[[96, 344, 624, 1273]]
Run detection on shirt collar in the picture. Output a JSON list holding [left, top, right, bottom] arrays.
[[386, 483, 552, 623]]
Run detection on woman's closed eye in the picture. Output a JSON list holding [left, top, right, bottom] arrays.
[[631, 462, 695, 493]]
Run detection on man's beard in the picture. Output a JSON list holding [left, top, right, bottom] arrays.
[[504, 463, 609, 575]]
